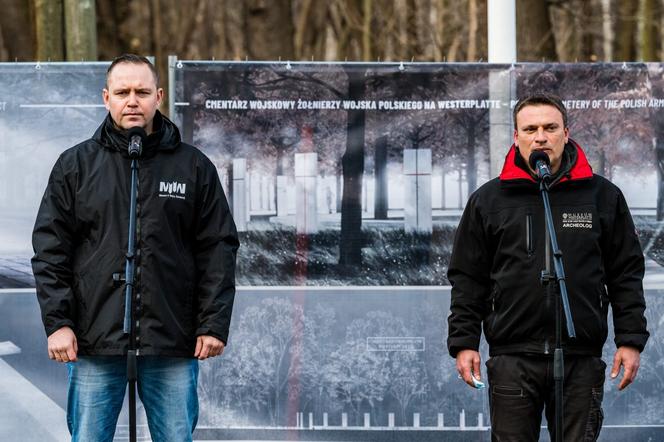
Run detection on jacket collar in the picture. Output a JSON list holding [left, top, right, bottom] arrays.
[[92, 110, 181, 158], [499, 139, 593, 186]]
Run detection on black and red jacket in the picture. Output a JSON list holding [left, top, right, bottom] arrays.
[[447, 140, 648, 357]]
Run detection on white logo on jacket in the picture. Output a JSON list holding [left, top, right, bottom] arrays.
[[159, 181, 187, 200], [562, 212, 592, 229]]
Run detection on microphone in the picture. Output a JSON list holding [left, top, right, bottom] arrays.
[[528, 151, 552, 182], [127, 126, 146, 158]]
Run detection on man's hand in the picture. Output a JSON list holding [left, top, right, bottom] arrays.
[[611, 345, 641, 390], [47, 326, 77, 363], [456, 349, 482, 388], [194, 335, 225, 360]]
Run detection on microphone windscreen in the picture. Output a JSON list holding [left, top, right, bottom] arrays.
[[528, 150, 550, 171], [127, 126, 147, 141]]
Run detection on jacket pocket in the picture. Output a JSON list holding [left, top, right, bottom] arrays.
[[485, 283, 502, 340], [598, 285, 609, 338]]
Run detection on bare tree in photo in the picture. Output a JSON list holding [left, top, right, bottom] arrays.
[[212, 297, 305, 425]]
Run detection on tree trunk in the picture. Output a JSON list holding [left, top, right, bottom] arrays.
[[64, 0, 98, 60], [294, 0, 314, 59], [149, 0, 164, 84], [432, 0, 448, 61], [467, 0, 478, 61], [225, 0, 247, 59], [374, 136, 388, 219], [246, 0, 295, 60], [372, 0, 394, 60], [466, 125, 477, 194], [362, 0, 372, 61], [639, 0, 656, 61], [657, 138, 664, 221], [476, 0, 488, 61], [0, 24, 7, 61], [615, 0, 638, 61], [0, 0, 34, 61], [405, 0, 421, 59], [598, 149, 607, 177], [339, 69, 366, 267], [516, 0, 556, 61], [208, 0, 228, 60], [336, 159, 343, 213], [330, 1, 351, 60], [457, 168, 463, 209], [96, 0, 126, 61], [577, 0, 595, 60], [440, 165, 446, 209], [601, 0, 613, 61], [34, 0, 64, 61], [661, 0, 664, 60]]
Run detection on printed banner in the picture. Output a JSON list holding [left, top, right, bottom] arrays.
[[173, 62, 664, 287], [0, 62, 108, 288], [1, 62, 664, 440]]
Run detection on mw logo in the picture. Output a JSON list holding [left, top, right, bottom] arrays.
[[159, 181, 186, 195]]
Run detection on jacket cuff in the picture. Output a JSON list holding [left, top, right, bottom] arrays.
[[45, 319, 75, 337], [196, 327, 228, 346], [447, 337, 481, 358], [614, 333, 649, 353]]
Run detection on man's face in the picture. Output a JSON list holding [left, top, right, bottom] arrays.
[[103, 62, 163, 133], [514, 104, 569, 174]]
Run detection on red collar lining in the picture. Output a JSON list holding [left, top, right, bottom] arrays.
[[499, 140, 593, 184]]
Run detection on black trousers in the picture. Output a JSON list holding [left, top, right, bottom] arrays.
[[486, 354, 605, 442]]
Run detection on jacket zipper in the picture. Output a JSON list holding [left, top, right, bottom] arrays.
[[134, 166, 142, 356]]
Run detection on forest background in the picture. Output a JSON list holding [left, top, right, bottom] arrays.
[[1, 0, 663, 114]]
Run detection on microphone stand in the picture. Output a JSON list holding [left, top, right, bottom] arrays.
[[123, 155, 139, 442], [538, 178, 576, 442]]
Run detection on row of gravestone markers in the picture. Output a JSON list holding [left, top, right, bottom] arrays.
[[231, 148, 435, 234], [292, 410, 486, 430]]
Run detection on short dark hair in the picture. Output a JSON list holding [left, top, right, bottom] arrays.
[[513, 94, 567, 129], [106, 54, 159, 87]]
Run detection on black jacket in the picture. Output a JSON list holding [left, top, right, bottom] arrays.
[[447, 140, 648, 358], [32, 112, 239, 357]]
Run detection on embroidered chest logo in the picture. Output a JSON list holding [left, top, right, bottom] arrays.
[[562, 212, 592, 229], [159, 181, 187, 200]]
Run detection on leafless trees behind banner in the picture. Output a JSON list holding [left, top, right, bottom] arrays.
[[1, 0, 663, 64]]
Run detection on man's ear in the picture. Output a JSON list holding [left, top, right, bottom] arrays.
[[156, 88, 164, 106], [102, 88, 110, 110]]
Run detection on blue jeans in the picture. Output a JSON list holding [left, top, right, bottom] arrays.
[[67, 356, 199, 442]]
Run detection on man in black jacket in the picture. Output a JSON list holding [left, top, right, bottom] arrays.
[[447, 94, 648, 441], [32, 54, 239, 442]]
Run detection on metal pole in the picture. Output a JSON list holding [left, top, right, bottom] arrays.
[[538, 179, 577, 442], [488, 0, 517, 178], [168, 55, 177, 122], [124, 158, 139, 442], [488, 0, 516, 63]]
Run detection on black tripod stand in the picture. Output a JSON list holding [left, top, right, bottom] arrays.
[[538, 175, 576, 442], [122, 126, 146, 442]]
